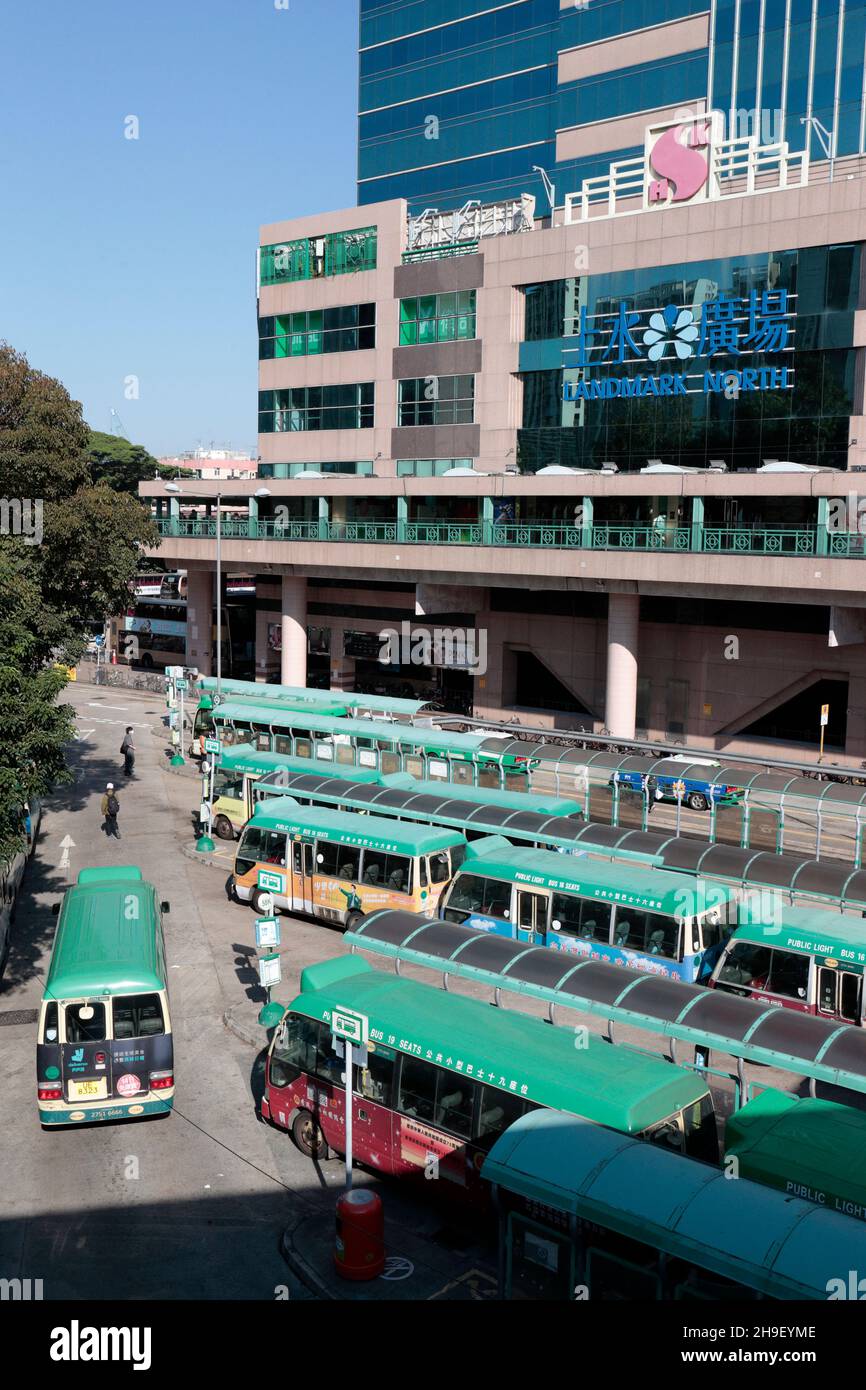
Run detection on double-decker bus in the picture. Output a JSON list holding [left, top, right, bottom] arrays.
[[259, 955, 719, 1189], [231, 802, 466, 926], [709, 906, 866, 1024], [207, 744, 582, 839], [36, 866, 174, 1126], [192, 701, 539, 788], [439, 843, 735, 982]]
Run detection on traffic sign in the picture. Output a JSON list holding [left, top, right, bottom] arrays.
[[204, 737, 221, 755], [256, 871, 282, 895], [176, 679, 188, 692], [256, 917, 280, 948], [332, 1006, 368, 1047], [821, 704, 830, 727], [259, 953, 282, 989]]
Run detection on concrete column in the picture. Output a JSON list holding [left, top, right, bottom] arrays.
[[816, 495, 830, 556], [254, 607, 277, 682], [690, 496, 704, 552], [186, 569, 213, 676], [580, 495, 593, 548], [280, 574, 308, 686], [605, 593, 640, 738]]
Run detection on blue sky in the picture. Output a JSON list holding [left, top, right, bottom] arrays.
[[0, 0, 359, 456]]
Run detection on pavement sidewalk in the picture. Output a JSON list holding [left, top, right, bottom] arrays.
[[281, 1205, 499, 1301]]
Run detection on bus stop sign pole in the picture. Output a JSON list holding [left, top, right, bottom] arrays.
[[331, 1007, 369, 1192]]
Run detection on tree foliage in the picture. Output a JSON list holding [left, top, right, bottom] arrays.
[[0, 343, 160, 861], [87, 429, 187, 494]]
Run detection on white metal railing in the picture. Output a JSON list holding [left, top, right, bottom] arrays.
[[565, 134, 811, 224]]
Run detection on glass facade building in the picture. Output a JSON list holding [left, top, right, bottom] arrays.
[[518, 244, 859, 472], [358, 0, 866, 215]]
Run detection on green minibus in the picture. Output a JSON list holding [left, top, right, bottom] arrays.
[[37, 866, 174, 1126]]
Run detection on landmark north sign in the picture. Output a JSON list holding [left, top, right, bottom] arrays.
[[562, 290, 795, 401]]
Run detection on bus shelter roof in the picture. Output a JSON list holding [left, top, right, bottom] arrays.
[[346, 912, 866, 1095]]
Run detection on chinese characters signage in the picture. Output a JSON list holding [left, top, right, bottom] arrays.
[[563, 289, 795, 401]]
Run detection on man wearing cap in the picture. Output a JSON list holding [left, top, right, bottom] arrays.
[[101, 783, 121, 839]]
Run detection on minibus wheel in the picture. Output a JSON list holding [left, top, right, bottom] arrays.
[[292, 1110, 331, 1160], [687, 792, 709, 811], [345, 911, 364, 932], [213, 815, 235, 840]]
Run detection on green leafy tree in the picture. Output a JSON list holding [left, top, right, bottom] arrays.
[[86, 429, 188, 494], [0, 344, 159, 862]]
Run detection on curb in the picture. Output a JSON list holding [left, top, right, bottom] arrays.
[[222, 1000, 271, 1050], [180, 841, 235, 872], [280, 1218, 334, 1301]]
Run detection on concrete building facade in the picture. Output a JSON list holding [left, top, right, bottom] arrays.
[[144, 115, 866, 764]]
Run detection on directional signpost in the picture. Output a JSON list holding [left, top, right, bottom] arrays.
[[820, 703, 830, 761], [196, 758, 215, 853], [258, 952, 282, 992], [171, 678, 188, 767], [255, 916, 280, 949], [331, 1006, 369, 1190]]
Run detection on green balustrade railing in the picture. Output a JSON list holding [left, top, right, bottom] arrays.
[[154, 517, 866, 558]]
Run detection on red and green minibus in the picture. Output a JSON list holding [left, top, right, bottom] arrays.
[[259, 954, 719, 1194]]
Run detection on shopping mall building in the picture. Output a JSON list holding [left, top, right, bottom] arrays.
[[142, 0, 866, 763]]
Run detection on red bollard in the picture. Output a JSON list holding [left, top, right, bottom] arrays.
[[334, 1189, 385, 1281]]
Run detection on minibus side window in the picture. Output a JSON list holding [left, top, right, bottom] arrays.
[[475, 1087, 528, 1149], [429, 853, 450, 884], [361, 850, 411, 892], [444, 873, 510, 919], [65, 1001, 107, 1043], [113, 993, 165, 1039], [42, 1002, 58, 1044], [318, 843, 360, 880], [551, 893, 611, 943], [449, 844, 466, 874], [718, 942, 808, 999], [274, 735, 292, 755], [613, 909, 679, 960]]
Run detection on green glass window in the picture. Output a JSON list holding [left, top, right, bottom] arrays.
[[259, 305, 375, 359], [398, 291, 476, 347], [258, 384, 374, 433], [260, 227, 376, 286]]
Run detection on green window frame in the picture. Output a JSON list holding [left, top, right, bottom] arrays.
[[399, 291, 476, 346]]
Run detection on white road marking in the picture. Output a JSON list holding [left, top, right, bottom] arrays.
[[59, 835, 75, 870]]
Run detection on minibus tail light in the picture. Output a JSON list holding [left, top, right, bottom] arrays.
[[149, 1071, 174, 1091], [38, 1084, 63, 1102]]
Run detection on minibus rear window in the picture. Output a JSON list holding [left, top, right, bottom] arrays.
[[113, 993, 165, 1039], [65, 1001, 107, 1043]]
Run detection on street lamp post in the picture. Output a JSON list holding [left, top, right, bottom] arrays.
[[165, 483, 271, 694]]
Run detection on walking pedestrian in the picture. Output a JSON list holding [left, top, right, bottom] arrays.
[[121, 726, 136, 778], [101, 783, 121, 839]]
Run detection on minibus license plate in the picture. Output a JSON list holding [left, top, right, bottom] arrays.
[[69, 1079, 107, 1101]]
